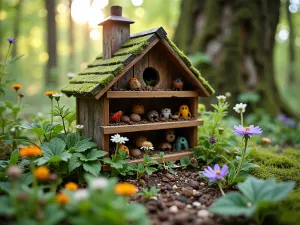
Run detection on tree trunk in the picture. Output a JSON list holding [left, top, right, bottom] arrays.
[[45, 0, 57, 87], [174, 0, 298, 118], [286, 1, 296, 85], [68, 0, 75, 72], [12, 0, 23, 57]]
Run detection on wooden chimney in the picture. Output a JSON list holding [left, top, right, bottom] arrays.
[[99, 5, 135, 59]]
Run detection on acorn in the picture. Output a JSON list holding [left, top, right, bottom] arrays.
[[130, 113, 141, 122]]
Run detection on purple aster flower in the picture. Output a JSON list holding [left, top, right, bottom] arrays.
[[276, 113, 287, 122], [7, 38, 16, 44], [209, 137, 216, 144], [233, 125, 263, 137], [203, 164, 228, 182]]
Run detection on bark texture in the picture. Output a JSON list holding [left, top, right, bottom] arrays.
[[174, 0, 297, 117], [45, 0, 57, 86]]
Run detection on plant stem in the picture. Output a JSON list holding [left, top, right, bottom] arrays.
[[50, 98, 53, 125], [217, 182, 225, 196], [29, 160, 38, 217], [234, 136, 249, 179], [240, 112, 244, 126], [0, 44, 11, 84], [57, 101, 67, 134]]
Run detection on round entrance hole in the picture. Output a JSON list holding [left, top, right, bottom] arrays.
[[143, 67, 159, 87]]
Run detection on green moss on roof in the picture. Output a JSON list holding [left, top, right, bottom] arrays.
[[61, 28, 214, 97]]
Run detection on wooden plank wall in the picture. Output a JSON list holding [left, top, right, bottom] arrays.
[[77, 98, 109, 153]]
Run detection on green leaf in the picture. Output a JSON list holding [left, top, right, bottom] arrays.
[[0, 196, 13, 215], [180, 156, 190, 166], [83, 162, 101, 176], [7, 54, 24, 64], [210, 192, 256, 217], [63, 132, 81, 149], [145, 166, 157, 175], [68, 155, 82, 172], [9, 149, 19, 165], [73, 140, 97, 152], [102, 157, 113, 164], [76, 149, 107, 162]]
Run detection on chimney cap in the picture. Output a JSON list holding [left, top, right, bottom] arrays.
[[99, 5, 135, 26]]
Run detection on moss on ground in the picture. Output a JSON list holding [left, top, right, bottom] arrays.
[[251, 147, 300, 225]]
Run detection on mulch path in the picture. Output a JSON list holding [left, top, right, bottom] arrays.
[[126, 169, 254, 225]]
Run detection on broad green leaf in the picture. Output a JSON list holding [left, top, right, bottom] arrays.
[[210, 192, 256, 216], [0, 196, 13, 215], [83, 162, 101, 176], [72, 140, 97, 152], [76, 149, 107, 162], [102, 158, 113, 164], [68, 155, 82, 172], [9, 149, 19, 165], [63, 132, 81, 149], [145, 167, 157, 175], [111, 162, 124, 169]]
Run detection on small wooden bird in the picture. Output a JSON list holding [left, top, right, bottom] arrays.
[[110, 111, 123, 122], [129, 78, 142, 90]]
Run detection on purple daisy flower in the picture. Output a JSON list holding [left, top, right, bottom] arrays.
[[209, 137, 216, 144], [203, 164, 228, 182], [233, 125, 263, 137], [7, 38, 16, 44]]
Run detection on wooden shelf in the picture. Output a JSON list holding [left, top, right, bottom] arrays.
[[106, 91, 198, 98], [101, 119, 203, 134], [102, 150, 194, 171]]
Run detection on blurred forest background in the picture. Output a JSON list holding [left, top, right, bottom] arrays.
[[0, 0, 299, 118]]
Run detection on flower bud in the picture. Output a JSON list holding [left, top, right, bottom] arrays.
[[18, 92, 25, 98], [190, 157, 197, 164], [48, 173, 58, 182], [7, 166, 22, 179], [218, 127, 224, 135]]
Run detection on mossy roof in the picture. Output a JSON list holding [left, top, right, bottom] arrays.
[[61, 27, 214, 97]]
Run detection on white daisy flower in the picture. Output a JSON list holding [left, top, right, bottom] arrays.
[[74, 189, 89, 201], [90, 177, 108, 190], [216, 95, 226, 103], [141, 146, 154, 151], [52, 93, 62, 97], [110, 134, 129, 144], [75, 124, 84, 130], [233, 103, 247, 113]]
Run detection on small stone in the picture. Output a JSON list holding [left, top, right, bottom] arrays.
[[158, 211, 169, 221], [156, 200, 165, 210], [176, 195, 189, 203], [193, 189, 197, 195], [200, 182, 205, 186], [174, 212, 189, 223], [165, 173, 175, 181], [173, 185, 178, 189], [130, 148, 142, 157], [190, 181, 200, 189], [130, 113, 141, 122], [138, 179, 146, 187], [186, 204, 192, 209], [192, 202, 201, 208], [150, 196, 158, 200], [167, 185, 172, 190], [169, 205, 179, 213], [162, 177, 169, 182], [173, 200, 186, 209], [175, 192, 180, 196], [181, 187, 193, 198], [197, 209, 210, 218], [157, 183, 161, 186], [120, 115, 130, 123]]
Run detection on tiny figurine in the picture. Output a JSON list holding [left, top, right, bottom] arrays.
[[130, 113, 141, 122], [165, 129, 176, 143], [171, 115, 179, 120], [132, 102, 145, 115], [173, 78, 183, 91], [110, 111, 123, 122], [178, 105, 191, 118], [159, 142, 172, 151], [130, 148, 142, 157], [134, 136, 148, 148], [141, 141, 154, 155], [120, 115, 130, 123], [173, 137, 189, 151], [160, 108, 172, 121], [129, 78, 142, 90], [119, 144, 129, 155], [147, 110, 159, 122]]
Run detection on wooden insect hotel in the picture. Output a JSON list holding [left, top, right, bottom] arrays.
[[61, 5, 214, 164]]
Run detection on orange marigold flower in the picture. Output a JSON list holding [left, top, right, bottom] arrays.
[[261, 137, 271, 144], [34, 166, 50, 181], [56, 193, 69, 205], [114, 182, 137, 196], [11, 84, 22, 91], [19, 146, 42, 157], [119, 144, 129, 155], [44, 91, 57, 97], [65, 182, 78, 191]]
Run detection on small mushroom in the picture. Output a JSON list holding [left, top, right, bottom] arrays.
[[120, 115, 130, 123], [134, 136, 148, 148], [130, 148, 142, 157], [130, 113, 141, 122], [159, 142, 172, 151]]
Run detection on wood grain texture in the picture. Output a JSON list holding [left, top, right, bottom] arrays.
[[159, 40, 211, 97], [116, 67, 133, 89], [101, 119, 203, 134], [148, 45, 168, 89], [93, 98, 103, 148], [106, 91, 198, 98], [95, 38, 159, 99], [134, 54, 148, 87]]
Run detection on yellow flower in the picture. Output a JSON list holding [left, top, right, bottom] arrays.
[[11, 84, 22, 91], [19, 146, 42, 157], [44, 91, 57, 97], [114, 182, 137, 196], [65, 182, 78, 191], [56, 193, 69, 205], [34, 167, 50, 181], [119, 144, 129, 155]]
